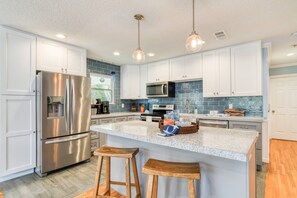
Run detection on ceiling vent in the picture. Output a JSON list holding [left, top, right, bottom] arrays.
[[213, 30, 228, 40]]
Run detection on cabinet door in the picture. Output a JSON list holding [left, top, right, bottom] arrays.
[[66, 45, 87, 76], [0, 28, 36, 95], [120, 65, 140, 99], [170, 57, 185, 81], [37, 37, 65, 73], [184, 53, 203, 80], [231, 41, 262, 96], [114, 117, 128, 123], [202, 51, 218, 97], [0, 95, 36, 176], [139, 64, 148, 99], [147, 61, 169, 83], [217, 48, 231, 97]]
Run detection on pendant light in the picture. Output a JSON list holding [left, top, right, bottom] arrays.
[[132, 14, 145, 63], [186, 0, 205, 52]]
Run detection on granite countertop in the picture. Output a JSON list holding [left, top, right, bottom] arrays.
[[91, 112, 141, 119], [180, 113, 264, 122], [91, 121, 258, 162]]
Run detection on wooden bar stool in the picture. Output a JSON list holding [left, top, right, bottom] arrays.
[[142, 159, 200, 198], [93, 146, 141, 198]]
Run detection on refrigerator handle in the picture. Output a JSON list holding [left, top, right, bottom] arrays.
[[70, 78, 75, 132], [44, 133, 89, 144], [65, 78, 69, 131]]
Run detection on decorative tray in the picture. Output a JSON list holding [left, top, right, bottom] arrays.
[[158, 120, 199, 134]]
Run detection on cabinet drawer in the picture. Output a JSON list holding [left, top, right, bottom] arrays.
[[99, 118, 114, 124], [91, 119, 98, 126], [127, 116, 140, 121], [114, 117, 127, 123], [90, 131, 99, 139]]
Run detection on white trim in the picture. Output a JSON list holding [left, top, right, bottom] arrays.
[[269, 73, 297, 79], [270, 62, 297, 68], [262, 157, 269, 163], [0, 169, 34, 182]]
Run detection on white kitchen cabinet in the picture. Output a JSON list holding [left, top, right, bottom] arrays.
[[231, 41, 262, 96], [203, 48, 231, 97], [0, 27, 36, 95], [139, 64, 148, 98], [120, 65, 140, 99], [147, 60, 170, 83], [170, 54, 202, 82], [37, 37, 86, 76], [0, 95, 36, 177]]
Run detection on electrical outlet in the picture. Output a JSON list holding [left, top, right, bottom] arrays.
[[122, 103, 125, 108], [229, 104, 233, 109]]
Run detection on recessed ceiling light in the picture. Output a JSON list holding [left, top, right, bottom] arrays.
[[291, 31, 297, 36], [55, 33, 66, 39], [113, 51, 120, 56], [287, 53, 295, 57], [147, 53, 155, 57]]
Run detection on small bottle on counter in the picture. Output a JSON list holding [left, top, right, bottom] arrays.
[[194, 107, 198, 114]]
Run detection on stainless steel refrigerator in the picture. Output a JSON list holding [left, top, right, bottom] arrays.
[[35, 72, 91, 176]]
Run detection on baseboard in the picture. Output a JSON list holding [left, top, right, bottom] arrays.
[[263, 157, 269, 163], [0, 169, 34, 182]]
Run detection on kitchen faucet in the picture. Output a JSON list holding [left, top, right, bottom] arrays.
[[184, 99, 191, 113]]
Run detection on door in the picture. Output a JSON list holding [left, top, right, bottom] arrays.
[[139, 64, 148, 99], [0, 28, 36, 95], [270, 75, 297, 141], [170, 57, 185, 81], [70, 75, 91, 134], [231, 41, 262, 96], [41, 133, 90, 173], [120, 65, 140, 99], [37, 37, 66, 73], [184, 53, 203, 80], [66, 46, 86, 76], [41, 72, 69, 139], [217, 48, 231, 96], [0, 95, 36, 176], [202, 51, 218, 97]]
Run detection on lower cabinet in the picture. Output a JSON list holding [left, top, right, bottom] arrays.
[[229, 121, 262, 170], [90, 115, 140, 154], [0, 95, 36, 178]]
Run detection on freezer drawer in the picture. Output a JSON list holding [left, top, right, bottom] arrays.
[[40, 133, 90, 174]]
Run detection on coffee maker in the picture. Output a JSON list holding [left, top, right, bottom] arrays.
[[101, 101, 110, 114], [95, 99, 102, 114]]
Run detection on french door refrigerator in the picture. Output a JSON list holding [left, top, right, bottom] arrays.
[[35, 72, 91, 176]]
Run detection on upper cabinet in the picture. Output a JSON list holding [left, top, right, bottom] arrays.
[[120, 65, 140, 99], [120, 64, 148, 100], [203, 48, 231, 97], [147, 60, 170, 83], [37, 37, 86, 76], [203, 41, 262, 97], [0, 27, 36, 95], [231, 41, 262, 96], [170, 53, 203, 82]]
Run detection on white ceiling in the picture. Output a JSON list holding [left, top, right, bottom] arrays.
[[1, 0, 297, 66]]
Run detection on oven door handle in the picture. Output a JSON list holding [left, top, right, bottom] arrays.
[[199, 120, 229, 126]]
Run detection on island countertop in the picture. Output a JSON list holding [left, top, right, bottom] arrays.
[[91, 120, 258, 162]]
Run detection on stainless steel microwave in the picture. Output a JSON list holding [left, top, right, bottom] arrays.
[[146, 82, 175, 98]]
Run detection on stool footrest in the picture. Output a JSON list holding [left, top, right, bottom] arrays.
[[110, 181, 136, 187]]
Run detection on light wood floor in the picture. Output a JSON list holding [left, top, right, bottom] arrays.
[[265, 139, 297, 198], [75, 184, 124, 198]]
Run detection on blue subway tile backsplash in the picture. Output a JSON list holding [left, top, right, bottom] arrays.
[[87, 58, 263, 116]]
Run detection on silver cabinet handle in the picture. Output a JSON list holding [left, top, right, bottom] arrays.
[[61, 68, 64, 72], [216, 92, 219, 95], [213, 92, 216, 95], [65, 68, 67, 73], [272, 110, 275, 113]]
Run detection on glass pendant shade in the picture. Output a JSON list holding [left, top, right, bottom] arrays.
[[186, 31, 204, 52], [132, 48, 145, 63]]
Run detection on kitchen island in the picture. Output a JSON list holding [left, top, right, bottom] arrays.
[[91, 121, 258, 198]]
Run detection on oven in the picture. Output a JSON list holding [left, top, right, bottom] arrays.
[[141, 104, 174, 122]]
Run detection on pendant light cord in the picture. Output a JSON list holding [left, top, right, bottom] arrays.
[[192, 0, 195, 32], [138, 19, 140, 49]]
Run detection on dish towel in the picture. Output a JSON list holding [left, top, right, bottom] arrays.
[[162, 125, 180, 137]]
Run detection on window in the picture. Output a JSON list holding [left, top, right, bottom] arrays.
[[90, 73, 114, 104]]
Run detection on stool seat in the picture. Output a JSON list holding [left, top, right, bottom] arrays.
[[143, 159, 200, 180], [94, 146, 139, 158]]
